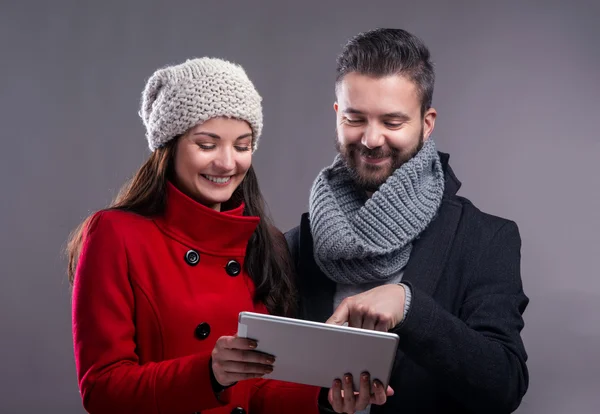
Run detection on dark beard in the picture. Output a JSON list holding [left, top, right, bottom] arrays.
[[335, 130, 424, 193]]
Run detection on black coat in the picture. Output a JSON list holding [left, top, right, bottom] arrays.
[[285, 152, 529, 414]]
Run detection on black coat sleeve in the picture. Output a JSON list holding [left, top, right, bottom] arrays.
[[393, 221, 529, 413]]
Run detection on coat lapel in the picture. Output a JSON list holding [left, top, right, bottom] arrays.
[[388, 196, 463, 380], [401, 152, 463, 296], [401, 196, 462, 296]]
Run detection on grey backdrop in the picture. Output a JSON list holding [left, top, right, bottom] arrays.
[[1, 0, 598, 412]]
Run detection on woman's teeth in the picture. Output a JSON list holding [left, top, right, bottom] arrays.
[[203, 175, 231, 184]]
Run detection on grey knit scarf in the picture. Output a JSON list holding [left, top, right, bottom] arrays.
[[309, 138, 445, 285]]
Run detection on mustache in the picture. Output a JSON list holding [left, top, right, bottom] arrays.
[[348, 144, 397, 159]]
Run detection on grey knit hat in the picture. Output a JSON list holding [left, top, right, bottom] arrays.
[[139, 57, 263, 152]]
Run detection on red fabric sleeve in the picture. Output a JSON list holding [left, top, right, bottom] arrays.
[[249, 379, 321, 414], [72, 212, 231, 414]]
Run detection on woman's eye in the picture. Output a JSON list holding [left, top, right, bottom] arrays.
[[198, 144, 215, 150], [235, 146, 251, 152]]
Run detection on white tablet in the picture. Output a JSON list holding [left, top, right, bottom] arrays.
[[237, 311, 399, 390]]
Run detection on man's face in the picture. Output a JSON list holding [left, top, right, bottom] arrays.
[[334, 73, 436, 192]]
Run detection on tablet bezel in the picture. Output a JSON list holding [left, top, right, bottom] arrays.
[[237, 311, 399, 390]]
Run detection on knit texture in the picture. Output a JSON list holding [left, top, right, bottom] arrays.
[[139, 57, 263, 152], [309, 138, 445, 284]]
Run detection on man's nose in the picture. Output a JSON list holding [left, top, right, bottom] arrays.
[[361, 125, 385, 149]]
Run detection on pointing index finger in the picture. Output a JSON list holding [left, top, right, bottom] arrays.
[[326, 302, 350, 326]]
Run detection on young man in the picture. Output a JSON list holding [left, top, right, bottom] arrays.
[[286, 28, 529, 414]]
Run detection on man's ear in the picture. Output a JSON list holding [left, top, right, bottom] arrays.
[[423, 107, 437, 141]]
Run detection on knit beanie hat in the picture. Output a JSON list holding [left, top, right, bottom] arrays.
[[139, 57, 263, 152]]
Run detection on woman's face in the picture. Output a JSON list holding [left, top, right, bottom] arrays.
[[173, 117, 253, 210]]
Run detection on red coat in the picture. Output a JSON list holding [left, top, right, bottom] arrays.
[[72, 182, 321, 414]]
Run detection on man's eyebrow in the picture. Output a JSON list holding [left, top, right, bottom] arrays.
[[343, 108, 410, 120], [343, 108, 365, 115]]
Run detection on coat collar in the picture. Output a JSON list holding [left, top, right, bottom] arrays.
[[438, 151, 461, 197], [154, 181, 260, 256]]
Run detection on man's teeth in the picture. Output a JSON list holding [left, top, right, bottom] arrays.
[[204, 175, 231, 183]]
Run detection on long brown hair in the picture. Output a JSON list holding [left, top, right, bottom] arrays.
[[66, 138, 297, 316]]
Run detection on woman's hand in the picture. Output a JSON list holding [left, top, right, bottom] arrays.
[[328, 372, 394, 413], [211, 335, 275, 387]]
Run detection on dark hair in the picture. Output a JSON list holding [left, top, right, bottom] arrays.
[[336, 28, 435, 115], [66, 138, 297, 317]]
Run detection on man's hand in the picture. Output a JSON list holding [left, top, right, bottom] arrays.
[[327, 284, 406, 331]]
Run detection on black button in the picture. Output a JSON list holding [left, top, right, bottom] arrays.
[[225, 260, 241, 276], [194, 322, 210, 340], [185, 250, 200, 266], [231, 407, 246, 414]]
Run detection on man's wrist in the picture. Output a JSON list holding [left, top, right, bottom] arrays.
[[399, 283, 412, 322]]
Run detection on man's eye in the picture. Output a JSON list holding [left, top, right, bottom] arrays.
[[345, 118, 363, 124]]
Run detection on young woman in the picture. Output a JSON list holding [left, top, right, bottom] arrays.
[[67, 57, 388, 414]]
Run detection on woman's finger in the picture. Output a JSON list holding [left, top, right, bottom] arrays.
[[219, 360, 274, 375], [355, 372, 371, 410], [220, 335, 259, 351], [214, 347, 275, 366], [343, 374, 355, 413], [212, 335, 274, 387], [329, 379, 344, 412], [370, 380, 388, 406]]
